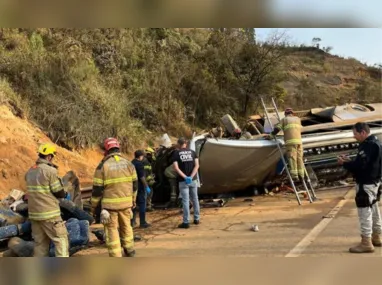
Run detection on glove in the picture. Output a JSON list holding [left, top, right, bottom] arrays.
[[65, 192, 71, 201], [100, 209, 111, 225], [185, 176, 192, 185], [146, 186, 151, 194]]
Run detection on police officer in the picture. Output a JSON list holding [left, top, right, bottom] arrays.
[[338, 122, 382, 253], [131, 150, 151, 228], [90, 138, 138, 257], [267, 108, 304, 182], [143, 147, 156, 211], [172, 137, 200, 228], [25, 143, 69, 257]]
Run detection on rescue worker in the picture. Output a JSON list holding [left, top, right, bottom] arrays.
[[164, 164, 179, 206], [90, 138, 138, 257], [131, 150, 151, 228], [338, 122, 382, 253], [25, 143, 69, 257], [267, 108, 304, 182], [143, 147, 156, 211], [208, 126, 223, 138]]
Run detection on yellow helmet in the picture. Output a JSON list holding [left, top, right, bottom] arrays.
[[38, 143, 57, 157], [145, 147, 155, 154]]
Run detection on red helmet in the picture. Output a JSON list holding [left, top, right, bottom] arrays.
[[104, 137, 120, 151], [285, 108, 293, 115]]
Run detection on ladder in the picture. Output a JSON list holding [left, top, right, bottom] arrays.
[[260, 97, 317, 205]]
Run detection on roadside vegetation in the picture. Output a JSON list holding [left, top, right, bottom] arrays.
[[0, 28, 380, 152]]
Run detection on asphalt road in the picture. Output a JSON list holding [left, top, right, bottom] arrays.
[[75, 186, 382, 257]]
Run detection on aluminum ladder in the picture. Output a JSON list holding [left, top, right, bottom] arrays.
[[260, 97, 317, 205]]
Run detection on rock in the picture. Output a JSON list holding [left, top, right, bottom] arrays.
[[1, 169, 8, 179], [0, 159, 9, 165], [243, 198, 253, 202], [0, 137, 7, 144]]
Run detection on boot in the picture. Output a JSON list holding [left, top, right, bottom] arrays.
[[123, 249, 135, 257], [349, 235, 375, 253], [372, 233, 382, 247]]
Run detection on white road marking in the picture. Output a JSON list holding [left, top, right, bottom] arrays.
[[285, 188, 354, 257]]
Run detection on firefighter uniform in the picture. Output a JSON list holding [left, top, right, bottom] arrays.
[[25, 146, 69, 257], [271, 109, 304, 181], [164, 164, 178, 203], [142, 156, 154, 210], [90, 146, 138, 258]]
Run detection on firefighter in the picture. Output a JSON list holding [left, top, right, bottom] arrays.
[[143, 147, 156, 211], [25, 143, 69, 257], [338, 122, 382, 253], [267, 108, 304, 182], [90, 138, 138, 257]]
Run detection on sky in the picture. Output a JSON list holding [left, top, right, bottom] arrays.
[[256, 28, 382, 66], [272, 0, 382, 27]]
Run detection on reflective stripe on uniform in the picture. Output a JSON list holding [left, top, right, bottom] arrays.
[[27, 185, 50, 193], [113, 155, 120, 162], [107, 247, 122, 254], [285, 138, 302, 144], [91, 196, 101, 205], [104, 176, 135, 185], [102, 196, 133, 204], [283, 124, 301, 130], [93, 178, 104, 186], [144, 165, 152, 170], [50, 180, 63, 192], [28, 210, 61, 220], [106, 240, 120, 246]]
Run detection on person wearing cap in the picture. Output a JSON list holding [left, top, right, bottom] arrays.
[[90, 137, 138, 257], [267, 108, 304, 182], [25, 143, 69, 257], [172, 137, 200, 228], [131, 150, 151, 228]]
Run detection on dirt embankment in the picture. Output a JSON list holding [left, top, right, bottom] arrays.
[[0, 104, 104, 198]]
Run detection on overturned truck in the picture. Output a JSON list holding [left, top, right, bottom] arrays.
[[189, 102, 382, 196]]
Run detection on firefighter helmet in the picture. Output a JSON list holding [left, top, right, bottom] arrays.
[[145, 147, 155, 154], [285, 108, 294, 115], [104, 137, 120, 151], [38, 143, 57, 157]]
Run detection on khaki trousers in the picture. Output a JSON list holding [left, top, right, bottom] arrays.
[[104, 208, 134, 257], [286, 144, 305, 179], [31, 217, 69, 257]]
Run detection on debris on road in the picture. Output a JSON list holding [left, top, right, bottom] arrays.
[[251, 224, 259, 232], [200, 199, 227, 208]]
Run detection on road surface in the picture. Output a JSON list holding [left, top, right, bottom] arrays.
[[74, 186, 382, 257]]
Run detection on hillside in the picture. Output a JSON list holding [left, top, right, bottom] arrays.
[[0, 28, 380, 197], [0, 104, 103, 198], [280, 47, 381, 109]]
